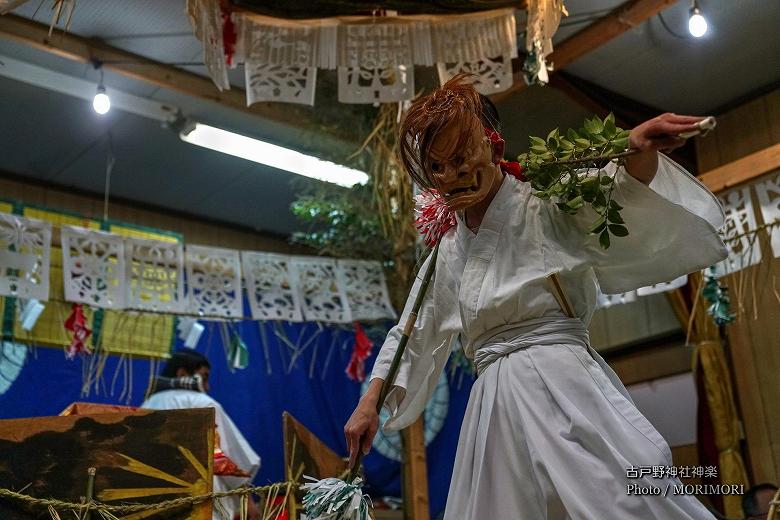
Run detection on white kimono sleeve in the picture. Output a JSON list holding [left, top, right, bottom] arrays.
[[551, 153, 728, 294], [369, 246, 460, 431]]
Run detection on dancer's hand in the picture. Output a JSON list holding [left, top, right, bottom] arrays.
[[626, 113, 705, 184], [344, 379, 382, 468]]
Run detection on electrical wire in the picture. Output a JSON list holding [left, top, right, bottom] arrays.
[[657, 11, 690, 40]]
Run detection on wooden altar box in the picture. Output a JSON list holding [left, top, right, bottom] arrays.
[[0, 408, 214, 520]]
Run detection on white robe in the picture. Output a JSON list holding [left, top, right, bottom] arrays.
[[142, 390, 261, 520], [370, 154, 727, 519]]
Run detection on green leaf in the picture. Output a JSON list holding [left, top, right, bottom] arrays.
[[608, 224, 629, 237], [574, 138, 591, 150], [607, 208, 624, 223], [566, 195, 584, 209], [547, 128, 560, 141], [609, 199, 623, 210], [584, 117, 604, 135], [566, 128, 580, 141], [604, 117, 617, 139], [599, 229, 611, 249], [587, 216, 607, 234], [599, 175, 613, 185], [530, 144, 548, 154], [559, 138, 575, 150], [611, 136, 629, 150], [605, 113, 615, 126], [530, 136, 546, 147]]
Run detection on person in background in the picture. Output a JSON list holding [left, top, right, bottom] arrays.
[[743, 483, 779, 520], [142, 350, 261, 520]]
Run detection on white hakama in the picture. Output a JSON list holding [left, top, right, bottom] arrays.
[[371, 154, 727, 519]]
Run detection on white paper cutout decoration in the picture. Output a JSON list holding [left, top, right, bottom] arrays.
[[125, 237, 185, 313], [337, 65, 414, 105], [337, 259, 396, 321], [636, 275, 688, 297], [597, 290, 637, 309], [245, 62, 317, 105], [242, 251, 303, 322], [713, 187, 762, 277], [292, 256, 352, 323], [186, 245, 243, 318], [61, 226, 126, 309], [436, 54, 514, 95], [187, 0, 230, 91], [753, 172, 780, 258], [0, 341, 26, 396], [0, 214, 51, 300]]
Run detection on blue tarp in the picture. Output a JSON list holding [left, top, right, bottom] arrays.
[[0, 319, 473, 518]]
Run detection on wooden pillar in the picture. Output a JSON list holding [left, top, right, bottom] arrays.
[[402, 417, 429, 520]]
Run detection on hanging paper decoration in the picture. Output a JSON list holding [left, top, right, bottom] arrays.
[[61, 225, 126, 309], [597, 290, 637, 309], [125, 237, 185, 313], [229, 329, 249, 369], [187, 0, 231, 91], [64, 303, 92, 358], [338, 65, 414, 105], [185, 245, 243, 318], [524, 0, 567, 85], [0, 341, 26, 396], [713, 187, 762, 278], [636, 275, 688, 297], [242, 251, 304, 322], [702, 266, 736, 326], [292, 257, 352, 323], [336, 260, 396, 322], [345, 322, 373, 382], [245, 62, 317, 105], [437, 54, 514, 96], [753, 172, 780, 258], [0, 213, 51, 300], [188, 2, 520, 104]]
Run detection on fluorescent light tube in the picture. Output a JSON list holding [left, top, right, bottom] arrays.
[[179, 122, 369, 187]]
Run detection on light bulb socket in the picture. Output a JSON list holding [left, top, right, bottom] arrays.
[[96, 84, 106, 94]]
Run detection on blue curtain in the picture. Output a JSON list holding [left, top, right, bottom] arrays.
[[0, 319, 473, 518]]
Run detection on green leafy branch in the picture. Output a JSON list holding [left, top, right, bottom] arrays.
[[518, 113, 637, 249]]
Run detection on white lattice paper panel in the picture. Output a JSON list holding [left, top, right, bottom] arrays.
[[242, 251, 303, 322], [61, 226, 126, 309], [436, 54, 513, 95], [186, 245, 242, 318], [713, 187, 762, 277], [245, 62, 317, 105], [292, 257, 352, 323], [597, 290, 637, 309], [125, 237, 185, 313], [337, 65, 414, 104], [754, 172, 780, 258], [636, 275, 688, 297], [0, 214, 51, 300], [337, 259, 396, 321]]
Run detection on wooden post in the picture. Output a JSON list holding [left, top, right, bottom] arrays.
[[402, 417, 429, 520]]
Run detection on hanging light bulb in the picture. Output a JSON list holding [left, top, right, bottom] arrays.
[[688, 0, 708, 38], [92, 65, 110, 114]]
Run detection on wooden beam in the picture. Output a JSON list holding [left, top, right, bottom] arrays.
[[402, 417, 429, 520], [492, 0, 677, 103], [0, 14, 352, 144], [698, 142, 780, 193]]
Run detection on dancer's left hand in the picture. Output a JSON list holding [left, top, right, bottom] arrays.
[[629, 113, 704, 154], [626, 113, 705, 184]]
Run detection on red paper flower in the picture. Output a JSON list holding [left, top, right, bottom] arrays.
[[346, 322, 373, 382], [414, 189, 456, 247], [64, 303, 92, 359], [500, 160, 526, 182]]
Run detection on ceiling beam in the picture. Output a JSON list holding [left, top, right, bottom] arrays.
[[492, 0, 677, 103], [0, 14, 353, 144], [698, 142, 780, 193]]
